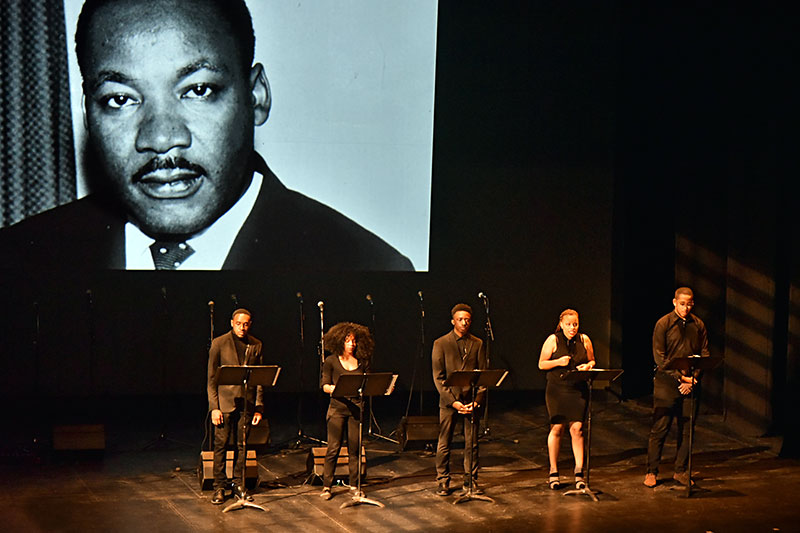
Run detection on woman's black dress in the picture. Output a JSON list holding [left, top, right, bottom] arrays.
[[544, 330, 589, 424]]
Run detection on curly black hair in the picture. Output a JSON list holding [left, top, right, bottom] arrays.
[[323, 322, 374, 363]]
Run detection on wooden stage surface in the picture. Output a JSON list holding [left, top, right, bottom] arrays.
[[2, 394, 797, 532]]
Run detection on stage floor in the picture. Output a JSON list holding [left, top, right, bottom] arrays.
[[2, 395, 797, 532]]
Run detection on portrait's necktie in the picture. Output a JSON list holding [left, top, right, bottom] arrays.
[[149, 241, 194, 270]]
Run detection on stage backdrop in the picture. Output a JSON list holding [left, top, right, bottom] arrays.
[[59, 0, 438, 270], [0, 1, 616, 405]]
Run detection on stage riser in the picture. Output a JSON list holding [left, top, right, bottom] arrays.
[[198, 450, 257, 489], [397, 416, 439, 450], [306, 446, 366, 483]]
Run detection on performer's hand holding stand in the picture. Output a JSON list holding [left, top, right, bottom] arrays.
[[334, 371, 397, 509], [432, 303, 491, 498], [560, 367, 623, 502], [320, 322, 395, 505], [217, 364, 281, 513], [663, 355, 722, 497], [208, 309, 273, 508], [645, 287, 717, 493], [443, 369, 508, 504], [539, 309, 596, 492]]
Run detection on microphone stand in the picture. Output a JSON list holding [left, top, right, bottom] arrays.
[[480, 294, 494, 439], [318, 302, 326, 372], [404, 291, 426, 418], [31, 300, 42, 456], [201, 301, 216, 453], [316, 302, 328, 447], [208, 301, 215, 351], [86, 289, 96, 396], [293, 294, 324, 448], [143, 287, 192, 450], [365, 295, 398, 444]]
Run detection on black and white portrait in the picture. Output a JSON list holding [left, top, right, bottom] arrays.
[[0, 0, 435, 271]]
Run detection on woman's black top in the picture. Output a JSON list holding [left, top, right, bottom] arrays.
[[545, 330, 590, 385], [321, 354, 369, 416]]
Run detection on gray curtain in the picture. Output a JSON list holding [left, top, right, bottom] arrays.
[[0, 0, 76, 228]]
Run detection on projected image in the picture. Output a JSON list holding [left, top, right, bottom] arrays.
[[0, 0, 435, 271]]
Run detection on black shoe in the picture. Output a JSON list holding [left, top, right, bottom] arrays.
[[436, 483, 450, 497], [234, 485, 254, 502], [211, 488, 225, 505]]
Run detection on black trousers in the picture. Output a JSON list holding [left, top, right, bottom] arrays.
[[646, 395, 698, 475], [323, 412, 361, 488], [213, 409, 254, 490], [436, 406, 480, 486]]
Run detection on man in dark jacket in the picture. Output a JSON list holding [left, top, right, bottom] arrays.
[[431, 303, 488, 496], [207, 308, 263, 505]]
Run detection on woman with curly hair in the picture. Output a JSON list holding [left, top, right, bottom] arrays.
[[318, 322, 374, 500]]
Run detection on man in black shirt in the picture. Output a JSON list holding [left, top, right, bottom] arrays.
[[644, 287, 710, 488]]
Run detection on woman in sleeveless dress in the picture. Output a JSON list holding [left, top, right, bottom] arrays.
[[538, 309, 595, 490]]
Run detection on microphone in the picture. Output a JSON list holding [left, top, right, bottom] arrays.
[[231, 293, 239, 306], [366, 294, 373, 305], [208, 300, 214, 309], [317, 301, 324, 310], [478, 291, 487, 300], [296, 292, 303, 303], [418, 290, 423, 301]]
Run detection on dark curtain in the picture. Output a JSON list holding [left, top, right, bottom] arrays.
[[0, 0, 76, 228]]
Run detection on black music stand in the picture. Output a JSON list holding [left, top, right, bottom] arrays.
[[560, 368, 623, 502], [443, 369, 508, 504], [215, 365, 281, 513], [333, 372, 398, 509], [664, 355, 723, 497]]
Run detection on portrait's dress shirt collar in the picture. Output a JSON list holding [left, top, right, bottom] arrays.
[[125, 171, 263, 270]]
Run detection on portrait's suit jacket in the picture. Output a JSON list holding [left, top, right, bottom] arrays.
[[207, 331, 264, 414], [0, 154, 413, 271], [431, 330, 488, 409]]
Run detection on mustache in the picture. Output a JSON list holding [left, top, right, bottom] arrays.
[[132, 157, 207, 182]]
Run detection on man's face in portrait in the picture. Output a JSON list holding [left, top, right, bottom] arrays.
[[81, 0, 269, 237]]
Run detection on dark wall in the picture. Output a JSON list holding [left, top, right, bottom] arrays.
[[613, 3, 793, 436]]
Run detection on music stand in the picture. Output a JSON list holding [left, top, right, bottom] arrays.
[[332, 372, 398, 509], [443, 369, 508, 504], [560, 368, 624, 502], [664, 355, 723, 497], [215, 365, 281, 513]]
